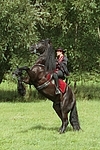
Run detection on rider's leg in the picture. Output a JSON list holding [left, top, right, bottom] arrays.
[[65, 77, 68, 83], [53, 70, 64, 95], [53, 73, 60, 94]]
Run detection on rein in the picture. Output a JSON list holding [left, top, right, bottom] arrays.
[[32, 63, 44, 67]]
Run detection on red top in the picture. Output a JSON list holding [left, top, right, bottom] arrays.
[[58, 56, 64, 62]]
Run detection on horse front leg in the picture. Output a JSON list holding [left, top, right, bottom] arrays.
[[17, 79, 26, 96], [22, 76, 30, 84]]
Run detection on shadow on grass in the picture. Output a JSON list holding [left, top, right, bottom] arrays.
[[0, 89, 46, 102], [0, 90, 18, 102], [20, 124, 72, 133], [0, 83, 100, 102]]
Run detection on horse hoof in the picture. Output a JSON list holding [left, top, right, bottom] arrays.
[[73, 126, 81, 131], [59, 130, 65, 134], [59, 128, 65, 134]]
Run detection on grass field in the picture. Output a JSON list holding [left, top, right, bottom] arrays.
[[0, 77, 100, 150], [0, 100, 100, 150]]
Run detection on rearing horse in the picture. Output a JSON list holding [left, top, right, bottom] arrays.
[[14, 39, 81, 133]]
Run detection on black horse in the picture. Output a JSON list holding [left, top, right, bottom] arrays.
[[14, 39, 81, 133]]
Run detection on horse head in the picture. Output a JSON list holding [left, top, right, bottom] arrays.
[[29, 39, 56, 72], [29, 38, 51, 55]]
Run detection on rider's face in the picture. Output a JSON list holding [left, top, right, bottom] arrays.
[[56, 50, 62, 57]]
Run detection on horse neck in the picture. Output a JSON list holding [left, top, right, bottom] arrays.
[[35, 54, 45, 65], [36, 47, 56, 73], [31, 64, 45, 78], [30, 65, 47, 87]]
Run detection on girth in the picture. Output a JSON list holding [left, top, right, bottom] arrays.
[[36, 74, 52, 90]]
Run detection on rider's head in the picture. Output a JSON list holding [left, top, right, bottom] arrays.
[[56, 48, 65, 57]]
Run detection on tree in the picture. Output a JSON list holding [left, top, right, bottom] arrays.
[[32, 0, 100, 73], [0, 0, 38, 83], [0, 0, 100, 83]]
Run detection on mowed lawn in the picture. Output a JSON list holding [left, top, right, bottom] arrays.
[[0, 100, 100, 150]]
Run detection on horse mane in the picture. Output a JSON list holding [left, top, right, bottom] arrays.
[[44, 39, 56, 72]]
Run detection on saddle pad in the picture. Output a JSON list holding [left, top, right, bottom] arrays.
[[58, 79, 67, 93], [46, 73, 67, 93], [46, 73, 51, 80]]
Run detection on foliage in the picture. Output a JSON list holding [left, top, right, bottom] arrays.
[[0, 0, 100, 83], [0, 73, 100, 102], [32, 0, 100, 73], [0, 0, 38, 83]]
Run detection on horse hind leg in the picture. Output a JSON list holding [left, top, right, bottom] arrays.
[[53, 102, 68, 133], [59, 113, 69, 134], [69, 101, 81, 131], [53, 102, 62, 122]]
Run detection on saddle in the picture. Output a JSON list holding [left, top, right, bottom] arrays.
[[46, 73, 67, 93]]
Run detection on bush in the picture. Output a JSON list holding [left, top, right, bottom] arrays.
[[0, 72, 100, 102]]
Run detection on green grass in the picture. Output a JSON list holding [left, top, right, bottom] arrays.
[[0, 76, 100, 149], [0, 100, 100, 150]]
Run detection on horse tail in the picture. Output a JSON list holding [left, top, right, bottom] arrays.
[[69, 101, 81, 131]]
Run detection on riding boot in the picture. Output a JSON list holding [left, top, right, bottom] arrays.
[[53, 73, 60, 95], [55, 87, 61, 95]]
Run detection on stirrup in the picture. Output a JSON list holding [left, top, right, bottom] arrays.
[[55, 88, 61, 95]]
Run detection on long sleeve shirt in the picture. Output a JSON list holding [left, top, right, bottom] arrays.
[[56, 55, 69, 76]]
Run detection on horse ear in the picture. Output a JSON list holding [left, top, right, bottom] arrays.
[[46, 38, 51, 44]]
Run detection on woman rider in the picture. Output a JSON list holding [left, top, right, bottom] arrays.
[[53, 48, 69, 94]]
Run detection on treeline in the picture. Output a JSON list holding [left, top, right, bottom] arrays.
[[0, 0, 100, 83]]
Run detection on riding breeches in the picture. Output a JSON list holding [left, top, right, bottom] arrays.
[[54, 70, 65, 79], [53, 70, 65, 88]]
